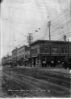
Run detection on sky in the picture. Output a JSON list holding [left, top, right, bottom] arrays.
[[0, 0, 71, 59]]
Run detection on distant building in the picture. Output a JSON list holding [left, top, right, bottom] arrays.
[[12, 48, 18, 65], [24, 46, 30, 66], [2, 55, 12, 66], [12, 45, 30, 66]]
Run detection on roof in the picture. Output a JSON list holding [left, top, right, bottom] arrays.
[[30, 40, 71, 46], [12, 45, 29, 53]]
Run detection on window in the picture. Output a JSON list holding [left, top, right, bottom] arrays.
[[62, 48, 64, 53], [40, 46, 49, 53], [61, 47, 67, 53], [52, 47, 58, 53], [64, 47, 68, 53], [31, 48, 38, 56]]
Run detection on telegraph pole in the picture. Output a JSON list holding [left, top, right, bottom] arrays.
[[28, 33, 33, 46], [48, 21, 51, 41], [68, 39, 69, 58], [48, 21, 51, 66], [63, 35, 67, 42], [27, 33, 33, 67]]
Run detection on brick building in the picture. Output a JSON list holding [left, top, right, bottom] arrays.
[[29, 40, 71, 67], [24, 46, 30, 66], [12, 45, 30, 66], [12, 48, 18, 65], [2, 55, 12, 66], [2, 40, 71, 68]]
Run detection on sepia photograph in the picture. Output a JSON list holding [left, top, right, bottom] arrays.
[[0, 0, 71, 98]]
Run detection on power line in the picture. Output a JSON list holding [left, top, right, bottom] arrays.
[[34, 0, 44, 18], [43, 18, 71, 38]]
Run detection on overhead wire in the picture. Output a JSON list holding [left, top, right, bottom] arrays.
[[38, 0, 70, 40], [4, 15, 69, 37], [4, 0, 71, 45], [43, 14, 70, 39]]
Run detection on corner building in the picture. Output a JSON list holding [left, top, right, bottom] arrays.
[[29, 40, 71, 67]]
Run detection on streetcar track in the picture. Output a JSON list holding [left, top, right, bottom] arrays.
[[4, 70, 70, 92], [3, 72, 50, 96], [3, 67, 71, 97], [11, 68, 70, 89]]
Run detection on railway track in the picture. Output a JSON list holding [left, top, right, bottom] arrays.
[[2, 67, 71, 97], [35, 71, 70, 89], [3, 70, 71, 96], [12, 71, 70, 90], [11, 67, 71, 89], [3, 72, 49, 97]]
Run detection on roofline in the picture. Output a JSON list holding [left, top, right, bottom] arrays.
[[30, 40, 71, 46]]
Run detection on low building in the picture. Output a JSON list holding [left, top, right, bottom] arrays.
[[2, 55, 12, 66], [29, 40, 71, 67], [2, 57, 7, 66], [17, 45, 30, 66], [24, 46, 30, 66], [11, 40, 71, 68], [12, 48, 18, 65], [12, 45, 30, 66]]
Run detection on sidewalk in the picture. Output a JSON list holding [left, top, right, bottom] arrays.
[[40, 68, 71, 75], [17, 65, 71, 74]]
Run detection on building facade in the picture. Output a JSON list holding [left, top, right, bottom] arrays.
[[2, 55, 12, 66], [29, 40, 71, 67], [2, 40, 71, 68], [12, 45, 30, 66]]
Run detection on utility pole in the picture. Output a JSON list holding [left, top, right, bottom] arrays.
[[28, 33, 33, 46], [68, 39, 69, 59], [66, 39, 70, 68], [48, 21, 51, 66], [63, 35, 67, 42], [27, 33, 33, 67], [48, 21, 51, 41], [15, 47, 17, 66]]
